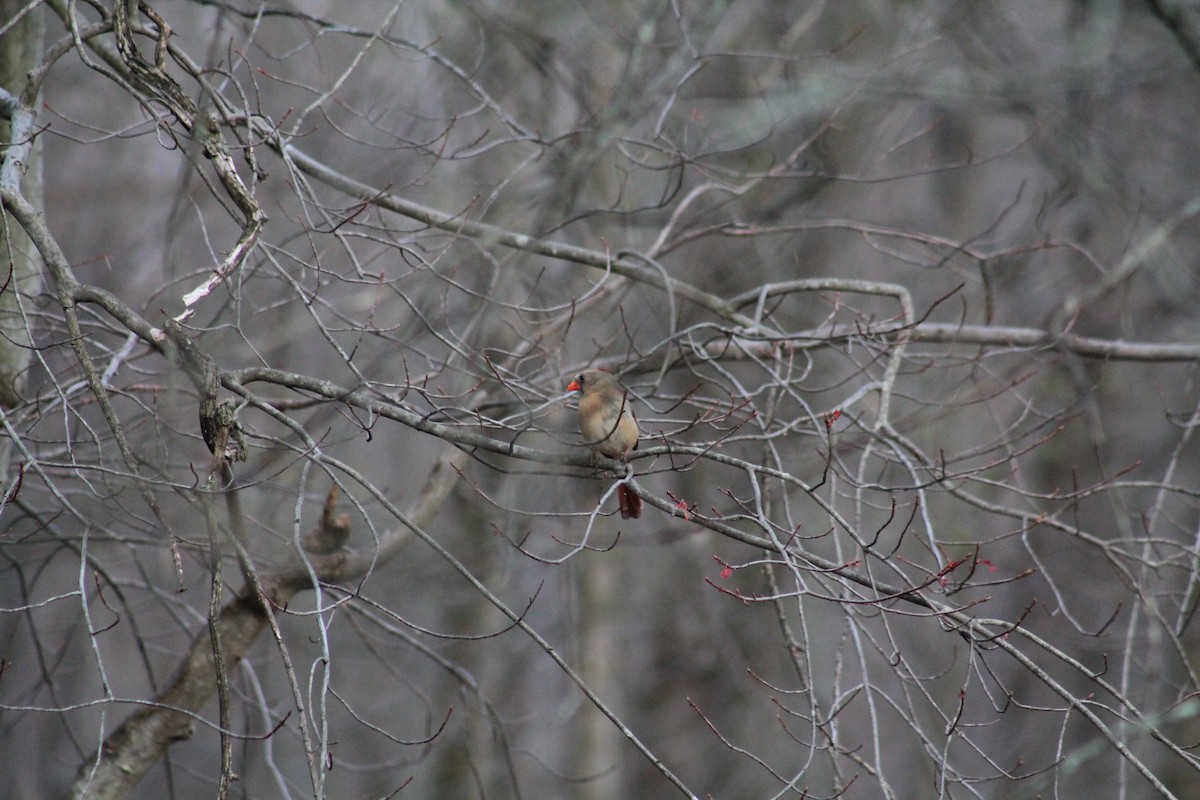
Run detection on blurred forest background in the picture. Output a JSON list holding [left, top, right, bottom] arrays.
[[3, 1, 1200, 798]]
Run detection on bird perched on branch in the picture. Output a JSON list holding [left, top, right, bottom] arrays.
[[567, 369, 642, 519]]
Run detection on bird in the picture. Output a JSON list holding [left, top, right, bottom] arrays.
[[566, 369, 642, 519]]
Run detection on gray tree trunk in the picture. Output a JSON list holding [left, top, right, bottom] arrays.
[[0, 0, 44, 487]]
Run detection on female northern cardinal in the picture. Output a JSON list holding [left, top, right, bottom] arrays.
[[566, 369, 642, 519]]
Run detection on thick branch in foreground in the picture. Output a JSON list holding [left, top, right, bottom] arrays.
[[70, 592, 270, 800], [69, 446, 469, 800]]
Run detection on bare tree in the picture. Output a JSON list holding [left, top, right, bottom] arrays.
[[0, 0, 43, 486], [3, 2, 1200, 799]]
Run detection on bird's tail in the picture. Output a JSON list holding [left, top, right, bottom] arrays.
[[618, 484, 642, 519]]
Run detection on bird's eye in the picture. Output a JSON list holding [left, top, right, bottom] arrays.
[[576, 374, 585, 385]]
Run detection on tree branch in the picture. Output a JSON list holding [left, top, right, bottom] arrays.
[[68, 445, 469, 800]]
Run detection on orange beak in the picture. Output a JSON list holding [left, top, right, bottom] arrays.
[[566, 379, 581, 392]]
